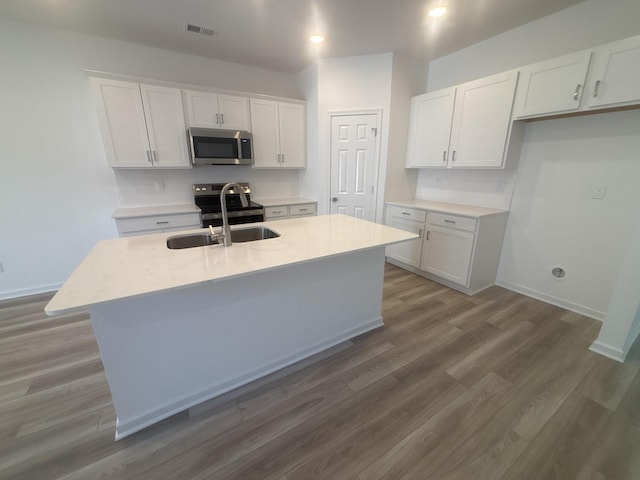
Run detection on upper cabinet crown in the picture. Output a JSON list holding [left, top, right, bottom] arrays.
[[514, 34, 640, 119], [406, 70, 518, 169], [91, 78, 191, 168], [250, 99, 306, 168], [183, 91, 250, 131]]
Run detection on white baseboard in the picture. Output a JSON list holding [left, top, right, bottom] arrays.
[[589, 340, 626, 363], [0, 283, 61, 301], [495, 280, 604, 321]]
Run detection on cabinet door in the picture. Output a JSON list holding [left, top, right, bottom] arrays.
[[405, 88, 456, 167], [278, 102, 306, 168], [386, 217, 424, 268], [515, 51, 591, 118], [449, 70, 518, 168], [218, 95, 250, 131], [184, 90, 221, 128], [250, 99, 280, 168], [91, 78, 151, 168], [421, 225, 474, 286], [140, 85, 190, 168], [586, 35, 640, 109]]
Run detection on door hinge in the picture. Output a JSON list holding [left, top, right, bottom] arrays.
[[371, 127, 378, 137]]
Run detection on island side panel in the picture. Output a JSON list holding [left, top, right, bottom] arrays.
[[88, 246, 386, 440]]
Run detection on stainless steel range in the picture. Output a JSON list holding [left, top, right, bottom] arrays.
[[194, 183, 264, 228]]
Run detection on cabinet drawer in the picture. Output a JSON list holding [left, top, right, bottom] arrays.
[[387, 206, 427, 223], [116, 213, 201, 233], [290, 203, 316, 216], [428, 212, 477, 232], [264, 206, 288, 219]]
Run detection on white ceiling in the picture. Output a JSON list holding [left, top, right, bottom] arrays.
[[0, 0, 586, 73]]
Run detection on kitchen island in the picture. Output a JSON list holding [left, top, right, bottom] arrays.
[[45, 214, 416, 440]]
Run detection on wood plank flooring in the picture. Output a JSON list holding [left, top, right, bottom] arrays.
[[1, 263, 639, 480]]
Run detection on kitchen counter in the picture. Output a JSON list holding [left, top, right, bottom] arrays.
[[385, 199, 507, 218], [46, 214, 413, 315], [44, 215, 416, 440], [111, 203, 200, 218], [253, 197, 317, 207]]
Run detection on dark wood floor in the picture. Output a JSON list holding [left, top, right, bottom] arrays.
[[1, 263, 639, 480]]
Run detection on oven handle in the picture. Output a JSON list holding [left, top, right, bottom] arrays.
[[201, 209, 265, 220]]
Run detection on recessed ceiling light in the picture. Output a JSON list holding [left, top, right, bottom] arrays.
[[309, 35, 325, 44], [428, 6, 447, 17]]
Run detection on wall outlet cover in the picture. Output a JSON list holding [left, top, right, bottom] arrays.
[[592, 185, 607, 200]]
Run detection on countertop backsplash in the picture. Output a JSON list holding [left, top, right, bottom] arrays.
[[415, 168, 518, 211], [113, 168, 301, 207]]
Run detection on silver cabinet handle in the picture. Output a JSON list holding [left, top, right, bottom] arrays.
[[216, 113, 220, 124], [418, 228, 423, 238], [452, 151, 456, 162], [153, 150, 158, 163], [442, 150, 447, 163], [331, 197, 338, 203], [272, 210, 282, 214], [146, 151, 152, 163], [156, 221, 170, 225], [299, 208, 308, 212], [281, 154, 285, 164], [593, 80, 601, 97], [573, 84, 581, 100], [426, 230, 430, 240], [402, 212, 410, 216], [277, 153, 281, 164], [220, 113, 224, 125], [444, 219, 456, 224]]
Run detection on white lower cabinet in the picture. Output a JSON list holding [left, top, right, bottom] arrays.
[[385, 203, 508, 294], [115, 212, 201, 237], [385, 206, 426, 268], [264, 202, 317, 221], [421, 223, 475, 285]]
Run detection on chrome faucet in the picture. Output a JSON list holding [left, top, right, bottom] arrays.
[[218, 182, 248, 247]]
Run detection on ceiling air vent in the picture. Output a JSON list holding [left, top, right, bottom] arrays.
[[185, 23, 215, 37]]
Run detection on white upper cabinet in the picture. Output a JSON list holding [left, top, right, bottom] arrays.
[[405, 88, 456, 167], [514, 51, 592, 118], [250, 99, 306, 168], [184, 91, 250, 131], [140, 85, 191, 168], [407, 70, 518, 169], [449, 70, 518, 168], [91, 78, 190, 168], [513, 34, 640, 118], [585, 35, 640, 109], [278, 102, 306, 168]]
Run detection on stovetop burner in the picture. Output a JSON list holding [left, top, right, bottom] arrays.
[[193, 183, 265, 227]]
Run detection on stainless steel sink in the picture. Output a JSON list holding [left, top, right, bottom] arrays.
[[167, 227, 280, 249]]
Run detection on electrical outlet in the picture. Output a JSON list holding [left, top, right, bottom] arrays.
[[592, 185, 607, 200]]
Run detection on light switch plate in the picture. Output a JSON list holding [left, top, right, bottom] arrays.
[[592, 185, 607, 200]]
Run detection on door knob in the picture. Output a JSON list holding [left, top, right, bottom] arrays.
[[331, 197, 338, 203]]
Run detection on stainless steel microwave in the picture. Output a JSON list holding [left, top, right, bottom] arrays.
[[188, 128, 253, 166]]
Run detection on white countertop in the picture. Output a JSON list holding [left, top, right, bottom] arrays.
[[45, 215, 416, 315], [254, 197, 317, 207], [386, 200, 507, 218], [112, 204, 201, 219]]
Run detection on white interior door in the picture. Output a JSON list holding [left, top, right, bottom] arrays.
[[330, 114, 379, 221]]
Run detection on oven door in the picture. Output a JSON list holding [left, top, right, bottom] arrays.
[[202, 210, 265, 228], [189, 128, 252, 166]]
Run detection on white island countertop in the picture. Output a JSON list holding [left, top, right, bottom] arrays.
[[45, 215, 416, 315]]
